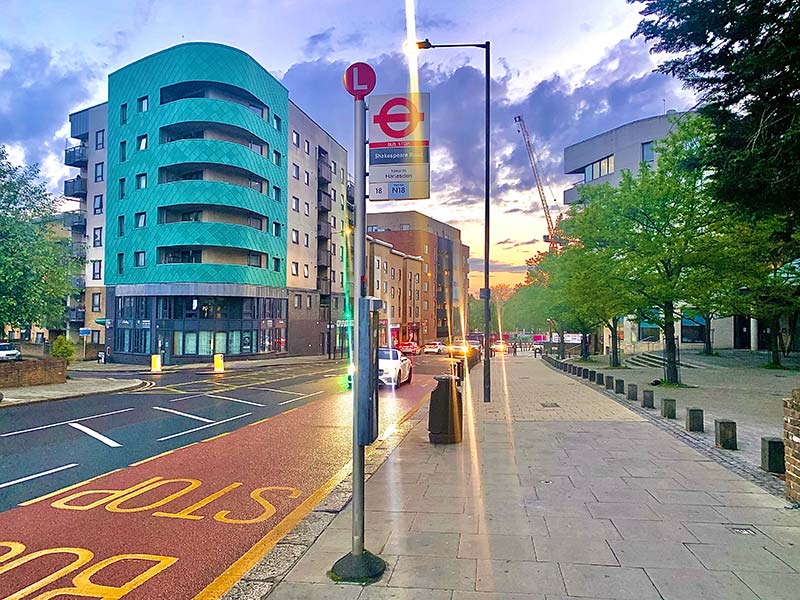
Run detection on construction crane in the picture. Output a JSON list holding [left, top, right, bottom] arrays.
[[514, 115, 563, 252]]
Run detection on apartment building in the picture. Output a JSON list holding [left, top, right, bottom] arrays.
[[366, 211, 469, 342], [562, 113, 763, 353]]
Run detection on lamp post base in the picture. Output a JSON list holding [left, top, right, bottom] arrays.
[[329, 550, 386, 584]]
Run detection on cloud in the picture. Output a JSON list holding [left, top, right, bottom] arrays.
[[468, 258, 530, 273], [509, 238, 540, 248], [303, 27, 336, 58], [497, 238, 515, 246]]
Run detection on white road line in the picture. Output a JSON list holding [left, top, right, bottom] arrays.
[[0, 463, 80, 490], [278, 390, 324, 406], [157, 413, 252, 442], [0, 408, 135, 438], [206, 394, 265, 407], [247, 387, 304, 395], [152, 406, 214, 423], [169, 392, 209, 403], [67, 423, 123, 448]]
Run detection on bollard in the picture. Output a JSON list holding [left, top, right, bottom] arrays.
[[571, 365, 577, 375], [626, 383, 638, 402], [614, 379, 625, 395], [213, 353, 225, 373], [577, 366, 584, 377], [761, 437, 785, 473], [715, 420, 738, 450], [595, 373, 604, 386], [429, 375, 463, 444], [150, 354, 162, 373], [605, 376, 614, 390], [588, 370, 596, 382], [686, 408, 704, 432], [582, 368, 590, 380], [641, 389, 654, 408], [661, 398, 676, 419]]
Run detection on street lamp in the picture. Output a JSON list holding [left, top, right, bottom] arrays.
[[416, 37, 492, 402]]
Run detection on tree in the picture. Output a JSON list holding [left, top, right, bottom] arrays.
[[564, 114, 741, 383], [491, 283, 515, 333], [51, 335, 76, 365], [0, 146, 81, 330], [467, 294, 497, 334]]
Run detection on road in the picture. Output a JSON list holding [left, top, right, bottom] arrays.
[[0, 353, 451, 599]]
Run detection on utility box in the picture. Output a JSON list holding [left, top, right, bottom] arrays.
[[428, 374, 463, 444], [356, 296, 382, 446]]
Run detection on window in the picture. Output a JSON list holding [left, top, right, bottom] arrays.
[[584, 155, 615, 182], [249, 178, 264, 193], [423, 263, 429, 273], [304, 140, 310, 155], [681, 312, 706, 344], [273, 186, 281, 202], [249, 104, 264, 118], [247, 253, 262, 268], [391, 267, 395, 279], [181, 210, 202, 222], [119, 140, 127, 162], [137, 95, 149, 112], [94, 162, 104, 182], [294, 294, 302, 309], [304, 202, 310, 216], [367, 225, 379, 233], [642, 141, 655, 162], [95, 129, 105, 150], [303, 233, 309, 247], [273, 257, 281, 272], [119, 178, 126, 199], [341, 167, 345, 182], [415, 273, 420, 284], [91, 330, 100, 344], [117, 215, 124, 237], [423, 300, 429, 310], [292, 164, 300, 179], [92, 260, 102, 280], [117, 253, 124, 275], [303, 264, 310, 278], [120, 103, 128, 125], [331, 270, 336, 282], [272, 222, 281, 236], [383, 261, 388, 273], [292, 131, 300, 147], [292, 196, 300, 211], [93, 194, 103, 215], [159, 248, 202, 264], [331, 215, 337, 229], [93, 227, 103, 247], [637, 317, 661, 342], [306, 295, 312, 309], [423, 281, 429, 292], [135, 212, 146, 228], [291, 262, 299, 276], [383, 281, 388, 293], [248, 215, 263, 230], [249, 141, 263, 155], [375, 258, 381, 270], [291, 229, 299, 244], [272, 150, 281, 166], [331, 243, 336, 256], [391, 306, 395, 318], [137, 134, 148, 151], [334, 297, 339, 309], [399, 223, 410, 231], [134, 251, 146, 267], [332, 189, 337, 202], [273, 114, 282, 131], [304, 171, 310, 186], [331, 160, 337, 174], [135, 173, 147, 189]]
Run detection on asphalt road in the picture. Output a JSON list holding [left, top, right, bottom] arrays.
[[0, 353, 453, 599]]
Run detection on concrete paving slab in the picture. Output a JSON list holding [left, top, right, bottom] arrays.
[[475, 559, 565, 595], [586, 502, 661, 520], [645, 568, 759, 600], [360, 587, 453, 600], [382, 531, 461, 558], [263, 582, 359, 600], [646, 502, 728, 522], [734, 571, 800, 600], [611, 519, 699, 542], [561, 564, 661, 599], [534, 536, 618, 565], [709, 491, 788, 508], [755, 524, 800, 547], [648, 489, 722, 505], [608, 540, 705, 569], [543, 516, 621, 540], [388, 556, 476, 591], [682, 522, 777, 546], [457, 534, 535, 561], [686, 542, 795, 572]]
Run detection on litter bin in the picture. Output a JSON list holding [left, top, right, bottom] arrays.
[[97, 351, 106, 364], [428, 374, 463, 444], [451, 358, 465, 383]]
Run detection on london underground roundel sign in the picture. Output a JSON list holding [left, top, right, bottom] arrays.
[[343, 63, 376, 100]]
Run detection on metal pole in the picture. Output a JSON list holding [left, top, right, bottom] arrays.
[[483, 41, 491, 403], [351, 96, 367, 557]]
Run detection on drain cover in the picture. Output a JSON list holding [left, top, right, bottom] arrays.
[[730, 527, 756, 535], [541, 402, 560, 408]]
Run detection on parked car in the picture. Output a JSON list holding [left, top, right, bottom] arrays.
[[449, 339, 470, 357], [467, 339, 482, 354], [0, 343, 21, 361], [378, 347, 412, 387], [490, 340, 508, 353], [423, 341, 447, 354], [397, 341, 421, 355]]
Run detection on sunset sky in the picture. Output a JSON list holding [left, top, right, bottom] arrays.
[[0, 0, 695, 291]]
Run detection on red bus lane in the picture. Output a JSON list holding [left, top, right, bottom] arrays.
[[0, 377, 436, 599]]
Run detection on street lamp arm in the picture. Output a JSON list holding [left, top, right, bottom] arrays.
[[417, 38, 488, 49]]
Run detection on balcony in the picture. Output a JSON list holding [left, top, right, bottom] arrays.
[[563, 184, 582, 205], [64, 144, 88, 168], [70, 214, 87, 234], [67, 307, 86, 323], [317, 159, 332, 185], [71, 242, 86, 260], [64, 177, 87, 198], [317, 222, 331, 239], [317, 250, 331, 267], [318, 190, 332, 212], [72, 275, 86, 290], [317, 277, 331, 295], [319, 305, 331, 322], [69, 108, 89, 141]]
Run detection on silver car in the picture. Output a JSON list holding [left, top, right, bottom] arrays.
[[0, 343, 22, 361]]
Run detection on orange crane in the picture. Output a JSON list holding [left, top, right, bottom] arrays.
[[514, 115, 563, 252]]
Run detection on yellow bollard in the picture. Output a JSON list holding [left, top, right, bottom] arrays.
[[150, 354, 162, 373], [213, 353, 225, 373]]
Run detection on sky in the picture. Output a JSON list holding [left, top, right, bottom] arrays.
[[0, 0, 695, 292]]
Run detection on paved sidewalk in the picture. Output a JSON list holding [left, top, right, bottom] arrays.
[[253, 354, 800, 600], [0, 377, 144, 407], [67, 354, 345, 373]]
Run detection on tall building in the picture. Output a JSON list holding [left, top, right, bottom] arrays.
[[562, 113, 764, 352], [366, 211, 469, 342], [61, 43, 348, 363]]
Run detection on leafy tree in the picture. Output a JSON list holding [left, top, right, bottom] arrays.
[[0, 146, 80, 330], [491, 283, 515, 333], [50, 334, 76, 364], [467, 294, 497, 334]]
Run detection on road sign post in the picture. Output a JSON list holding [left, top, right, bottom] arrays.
[[331, 62, 386, 583]]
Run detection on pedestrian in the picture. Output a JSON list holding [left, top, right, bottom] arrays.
[[512, 342, 517, 356]]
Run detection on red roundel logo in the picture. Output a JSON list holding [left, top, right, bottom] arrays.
[[372, 97, 425, 139]]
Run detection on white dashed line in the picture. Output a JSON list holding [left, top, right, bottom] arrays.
[[152, 406, 214, 423], [206, 394, 265, 407], [157, 413, 253, 442], [67, 423, 123, 448], [0, 464, 79, 490], [0, 408, 135, 437], [278, 391, 324, 406]]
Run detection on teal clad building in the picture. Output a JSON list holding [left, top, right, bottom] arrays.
[[104, 43, 290, 362]]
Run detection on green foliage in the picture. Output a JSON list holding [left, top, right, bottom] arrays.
[[51, 335, 76, 364], [0, 146, 81, 329]]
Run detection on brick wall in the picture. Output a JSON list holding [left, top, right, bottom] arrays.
[[785, 389, 800, 502], [0, 358, 67, 389]]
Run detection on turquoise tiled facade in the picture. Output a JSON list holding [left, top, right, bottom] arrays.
[[103, 43, 291, 362]]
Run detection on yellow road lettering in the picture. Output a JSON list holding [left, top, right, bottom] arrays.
[[214, 486, 301, 525], [0, 547, 93, 600], [50, 478, 162, 511], [105, 479, 202, 513], [152, 483, 242, 521]]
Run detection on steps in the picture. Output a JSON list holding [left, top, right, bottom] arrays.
[[625, 351, 706, 369]]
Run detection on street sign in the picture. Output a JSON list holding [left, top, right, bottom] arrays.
[[368, 93, 430, 201], [343, 62, 376, 100], [79, 327, 91, 337]]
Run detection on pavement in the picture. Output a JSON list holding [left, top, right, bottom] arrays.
[[66, 354, 341, 373], [240, 351, 800, 600], [0, 376, 144, 407]]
